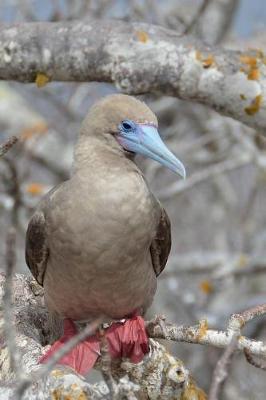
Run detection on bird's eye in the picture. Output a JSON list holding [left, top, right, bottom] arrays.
[[121, 120, 135, 132]]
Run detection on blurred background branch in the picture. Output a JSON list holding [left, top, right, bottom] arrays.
[[0, 136, 18, 157]]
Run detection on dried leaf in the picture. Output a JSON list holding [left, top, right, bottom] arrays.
[[26, 183, 46, 196], [240, 55, 258, 67], [256, 49, 265, 59], [20, 122, 48, 140], [181, 379, 207, 400], [202, 55, 215, 68], [248, 68, 260, 80], [245, 94, 263, 116], [136, 30, 149, 43], [199, 280, 213, 294], [195, 50, 202, 61], [237, 254, 248, 268], [35, 72, 50, 88], [197, 319, 208, 340]]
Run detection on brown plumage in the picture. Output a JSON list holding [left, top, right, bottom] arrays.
[[25, 94, 187, 373], [26, 94, 172, 323]]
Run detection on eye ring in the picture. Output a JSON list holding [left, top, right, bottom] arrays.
[[120, 120, 136, 132]]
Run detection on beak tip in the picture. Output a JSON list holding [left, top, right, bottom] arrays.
[[177, 164, 186, 179]]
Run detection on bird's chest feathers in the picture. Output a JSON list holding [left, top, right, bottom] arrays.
[[50, 169, 159, 262], [88, 170, 157, 234]]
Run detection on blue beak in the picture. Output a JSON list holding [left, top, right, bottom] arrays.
[[118, 124, 186, 178]]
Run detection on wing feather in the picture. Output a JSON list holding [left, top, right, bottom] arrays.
[[150, 205, 171, 277], [25, 211, 48, 286]]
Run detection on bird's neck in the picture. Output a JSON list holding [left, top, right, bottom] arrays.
[[72, 135, 140, 177]]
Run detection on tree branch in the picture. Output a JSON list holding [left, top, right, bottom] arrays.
[[146, 316, 266, 359], [1, 20, 266, 133], [197, 0, 240, 44], [244, 349, 266, 371], [208, 304, 266, 399], [2, 228, 21, 379], [182, 0, 212, 35], [0, 136, 18, 157], [158, 153, 251, 199], [0, 273, 201, 400], [2, 273, 266, 398], [164, 252, 266, 280], [208, 333, 239, 400]]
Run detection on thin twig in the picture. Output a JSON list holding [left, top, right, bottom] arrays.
[[1, 158, 23, 227], [28, 152, 69, 180], [158, 155, 251, 199], [183, 0, 212, 34], [229, 304, 266, 332], [163, 252, 266, 280], [0, 136, 18, 157], [244, 349, 266, 371], [99, 328, 118, 399], [208, 333, 239, 400]]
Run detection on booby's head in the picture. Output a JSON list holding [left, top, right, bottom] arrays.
[[79, 94, 186, 178]]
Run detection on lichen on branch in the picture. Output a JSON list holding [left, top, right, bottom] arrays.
[[1, 20, 266, 133]]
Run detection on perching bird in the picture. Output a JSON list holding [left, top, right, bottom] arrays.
[[25, 94, 185, 374]]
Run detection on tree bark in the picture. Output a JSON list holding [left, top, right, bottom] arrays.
[[0, 19, 266, 133]]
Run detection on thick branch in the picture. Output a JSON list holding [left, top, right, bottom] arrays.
[[0, 273, 200, 400], [1, 273, 266, 399], [1, 20, 266, 133]]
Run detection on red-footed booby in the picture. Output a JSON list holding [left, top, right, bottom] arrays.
[[25, 94, 185, 374]]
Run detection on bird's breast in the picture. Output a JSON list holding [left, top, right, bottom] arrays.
[[44, 167, 160, 320], [51, 170, 157, 256]]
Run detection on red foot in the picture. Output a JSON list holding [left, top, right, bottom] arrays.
[[39, 316, 149, 375], [106, 316, 149, 363], [39, 319, 100, 375]]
